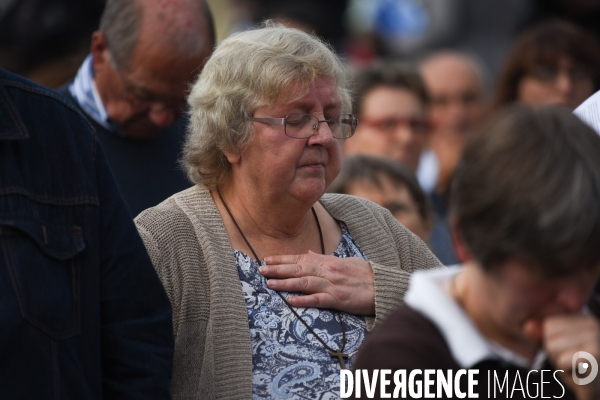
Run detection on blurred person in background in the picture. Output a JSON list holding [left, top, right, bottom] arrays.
[[418, 51, 487, 197], [494, 20, 600, 111], [328, 155, 433, 244], [528, 0, 600, 48], [343, 62, 430, 171], [343, 0, 532, 81], [354, 106, 600, 399], [0, 0, 105, 88], [418, 51, 487, 265], [260, 0, 349, 53], [135, 24, 441, 398], [58, 0, 215, 217]]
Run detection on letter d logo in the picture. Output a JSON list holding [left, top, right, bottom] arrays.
[[572, 351, 598, 385]]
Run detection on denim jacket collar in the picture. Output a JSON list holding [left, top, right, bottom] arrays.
[[0, 80, 29, 140]]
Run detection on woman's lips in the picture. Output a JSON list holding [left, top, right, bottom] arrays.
[[299, 163, 325, 169]]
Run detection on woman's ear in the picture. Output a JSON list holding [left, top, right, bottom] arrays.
[[222, 149, 241, 165], [450, 219, 473, 263]]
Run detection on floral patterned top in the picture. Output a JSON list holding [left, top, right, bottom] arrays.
[[234, 223, 369, 399]]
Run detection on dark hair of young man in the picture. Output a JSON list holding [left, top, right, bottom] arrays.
[[451, 105, 600, 276], [329, 155, 432, 223]]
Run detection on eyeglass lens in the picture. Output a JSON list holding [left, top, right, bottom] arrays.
[[284, 113, 356, 139], [531, 64, 591, 82]]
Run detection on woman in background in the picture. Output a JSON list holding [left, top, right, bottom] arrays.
[[494, 20, 600, 110]]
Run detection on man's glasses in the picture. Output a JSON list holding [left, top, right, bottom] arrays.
[[250, 113, 358, 139], [116, 71, 188, 114], [360, 117, 430, 134]]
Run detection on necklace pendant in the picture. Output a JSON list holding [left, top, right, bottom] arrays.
[[330, 349, 349, 370]]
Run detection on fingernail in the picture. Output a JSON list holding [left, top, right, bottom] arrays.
[[266, 279, 275, 287], [259, 266, 267, 274]]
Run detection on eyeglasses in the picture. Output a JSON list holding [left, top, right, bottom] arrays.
[[116, 71, 188, 114], [529, 64, 593, 83], [359, 117, 429, 134], [250, 113, 358, 139]]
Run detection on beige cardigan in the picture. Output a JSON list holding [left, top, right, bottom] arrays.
[[135, 185, 441, 399]]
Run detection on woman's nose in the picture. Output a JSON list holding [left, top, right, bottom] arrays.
[[308, 120, 335, 147]]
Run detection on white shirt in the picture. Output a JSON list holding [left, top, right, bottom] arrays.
[[69, 55, 113, 131], [416, 147, 439, 194]]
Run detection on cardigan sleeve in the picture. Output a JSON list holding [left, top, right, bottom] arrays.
[[345, 197, 443, 330], [134, 206, 180, 323], [367, 261, 411, 329], [133, 200, 206, 327], [135, 223, 173, 298], [375, 206, 441, 329]]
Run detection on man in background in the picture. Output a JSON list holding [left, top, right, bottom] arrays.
[[343, 62, 430, 171], [418, 51, 487, 265], [419, 51, 486, 197], [59, 0, 214, 216]]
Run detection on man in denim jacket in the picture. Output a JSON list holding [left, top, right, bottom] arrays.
[[0, 68, 174, 398]]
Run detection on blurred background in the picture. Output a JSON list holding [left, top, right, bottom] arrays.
[[2, 0, 600, 90]]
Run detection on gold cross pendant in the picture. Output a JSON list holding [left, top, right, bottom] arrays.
[[330, 349, 349, 370]]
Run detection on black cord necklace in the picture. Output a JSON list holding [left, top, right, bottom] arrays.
[[216, 188, 348, 369]]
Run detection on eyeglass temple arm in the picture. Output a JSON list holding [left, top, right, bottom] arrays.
[[341, 117, 358, 127], [250, 117, 286, 125], [251, 116, 358, 128]]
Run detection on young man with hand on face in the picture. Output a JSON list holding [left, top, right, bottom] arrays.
[[353, 106, 600, 400]]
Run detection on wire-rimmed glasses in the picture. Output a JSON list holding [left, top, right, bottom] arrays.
[[250, 113, 358, 139]]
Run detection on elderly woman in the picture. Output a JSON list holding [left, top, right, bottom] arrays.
[[135, 24, 440, 399]]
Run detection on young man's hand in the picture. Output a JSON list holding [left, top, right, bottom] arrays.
[[543, 314, 600, 400]]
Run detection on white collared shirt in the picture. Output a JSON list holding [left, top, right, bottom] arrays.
[[404, 267, 546, 370], [415, 147, 439, 194], [69, 55, 113, 131]]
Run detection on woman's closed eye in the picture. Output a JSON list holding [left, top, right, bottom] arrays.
[[286, 113, 312, 126]]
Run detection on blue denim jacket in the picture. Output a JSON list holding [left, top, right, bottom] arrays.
[[0, 69, 173, 398]]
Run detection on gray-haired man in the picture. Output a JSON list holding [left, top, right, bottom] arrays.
[[59, 0, 214, 216]]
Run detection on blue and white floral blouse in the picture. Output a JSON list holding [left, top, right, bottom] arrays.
[[234, 223, 369, 399]]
